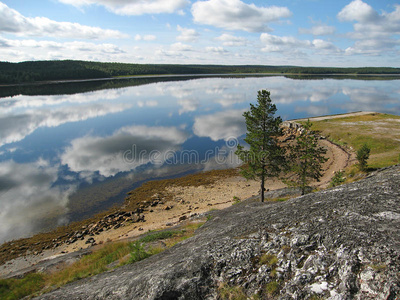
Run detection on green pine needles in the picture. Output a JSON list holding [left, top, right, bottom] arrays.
[[288, 119, 328, 195], [235, 90, 286, 202], [356, 143, 371, 172], [236, 90, 330, 200]]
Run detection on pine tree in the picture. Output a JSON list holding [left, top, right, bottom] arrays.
[[289, 119, 328, 195], [356, 143, 370, 171], [235, 90, 285, 202]]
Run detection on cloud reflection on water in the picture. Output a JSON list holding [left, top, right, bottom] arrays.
[[0, 103, 132, 147], [0, 159, 75, 243], [0, 76, 400, 243], [61, 125, 189, 178]]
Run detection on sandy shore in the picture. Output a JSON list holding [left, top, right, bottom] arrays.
[[0, 135, 352, 278]]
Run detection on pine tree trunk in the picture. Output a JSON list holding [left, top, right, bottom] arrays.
[[261, 172, 265, 202]]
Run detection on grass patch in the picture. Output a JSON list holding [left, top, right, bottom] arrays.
[[138, 231, 174, 243], [1, 221, 204, 299], [259, 253, 278, 268], [369, 264, 387, 273], [232, 196, 241, 205], [308, 113, 400, 170], [218, 284, 247, 300], [0, 273, 45, 300], [265, 280, 282, 297], [273, 197, 290, 202], [48, 241, 133, 287]]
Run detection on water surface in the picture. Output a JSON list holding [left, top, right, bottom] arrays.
[[0, 75, 399, 243]]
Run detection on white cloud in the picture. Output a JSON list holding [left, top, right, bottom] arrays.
[[0, 102, 131, 147], [206, 46, 228, 54], [61, 125, 189, 177], [338, 0, 400, 55], [137, 100, 158, 107], [260, 33, 311, 52], [216, 34, 247, 47], [0, 2, 127, 39], [0, 88, 124, 111], [260, 33, 342, 55], [170, 42, 193, 51], [58, 0, 189, 15], [177, 98, 199, 114], [295, 105, 329, 117], [193, 109, 246, 141], [312, 39, 342, 53], [0, 160, 74, 243], [135, 34, 157, 41], [0, 38, 126, 62], [216, 94, 246, 107], [337, 0, 379, 23], [341, 86, 399, 112], [177, 25, 199, 42], [192, 0, 291, 32], [299, 24, 336, 36]]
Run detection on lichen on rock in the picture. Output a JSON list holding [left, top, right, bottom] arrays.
[[36, 166, 400, 300]]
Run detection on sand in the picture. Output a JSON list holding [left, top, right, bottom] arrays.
[[0, 135, 353, 278]]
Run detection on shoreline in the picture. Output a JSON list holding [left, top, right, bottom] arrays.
[[1, 73, 400, 88], [0, 130, 353, 278]]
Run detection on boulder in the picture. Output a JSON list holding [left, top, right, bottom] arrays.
[[36, 166, 400, 300]]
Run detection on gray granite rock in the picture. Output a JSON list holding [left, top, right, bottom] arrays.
[[37, 165, 400, 299]]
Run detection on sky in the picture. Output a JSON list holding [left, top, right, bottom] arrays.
[[0, 0, 399, 67]]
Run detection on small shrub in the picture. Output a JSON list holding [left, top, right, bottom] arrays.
[[232, 196, 241, 204], [356, 144, 371, 171], [259, 253, 278, 268], [218, 284, 247, 300], [265, 280, 281, 297], [128, 241, 151, 263], [329, 170, 346, 187]]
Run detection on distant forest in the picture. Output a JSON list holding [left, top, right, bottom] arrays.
[[1, 60, 400, 85]]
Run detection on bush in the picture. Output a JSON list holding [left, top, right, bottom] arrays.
[[330, 170, 346, 187], [356, 144, 371, 171], [128, 241, 151, 263]]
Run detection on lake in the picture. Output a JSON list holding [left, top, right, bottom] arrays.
[[0, 75, 399, 243]]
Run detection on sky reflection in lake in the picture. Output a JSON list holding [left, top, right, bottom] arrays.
[[0, 76, 399, 243]]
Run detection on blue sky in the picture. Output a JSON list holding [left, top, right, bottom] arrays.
[[0, 0, 399, 67]]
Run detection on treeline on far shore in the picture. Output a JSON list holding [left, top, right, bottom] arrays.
[[1, 60, 400, 85]]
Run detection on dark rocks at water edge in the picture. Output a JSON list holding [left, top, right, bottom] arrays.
[[36, 166, 400, 300], [63, 210, 145, 247]]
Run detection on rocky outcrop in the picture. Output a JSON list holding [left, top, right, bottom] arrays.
[[37, 166, 400, 300], [62, 210, 145, 247]]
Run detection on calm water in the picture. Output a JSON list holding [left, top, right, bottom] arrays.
[[0, 75, 399, 243]]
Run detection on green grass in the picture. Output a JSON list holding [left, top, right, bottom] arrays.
[[0, 273, 45, 300], [307, 113, 400, 170], [0, 221, 204, 299], [259, 253, 278, 268], [265, 280, 281, 297], [138, 231, 174, 243], [232, 196, 241, 205], [48, 241, 134, 287], [218, 284, 247, 300]]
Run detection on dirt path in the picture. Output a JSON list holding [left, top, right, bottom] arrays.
[[293, 111, 376, 122], [315, 139, 354, 189]]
